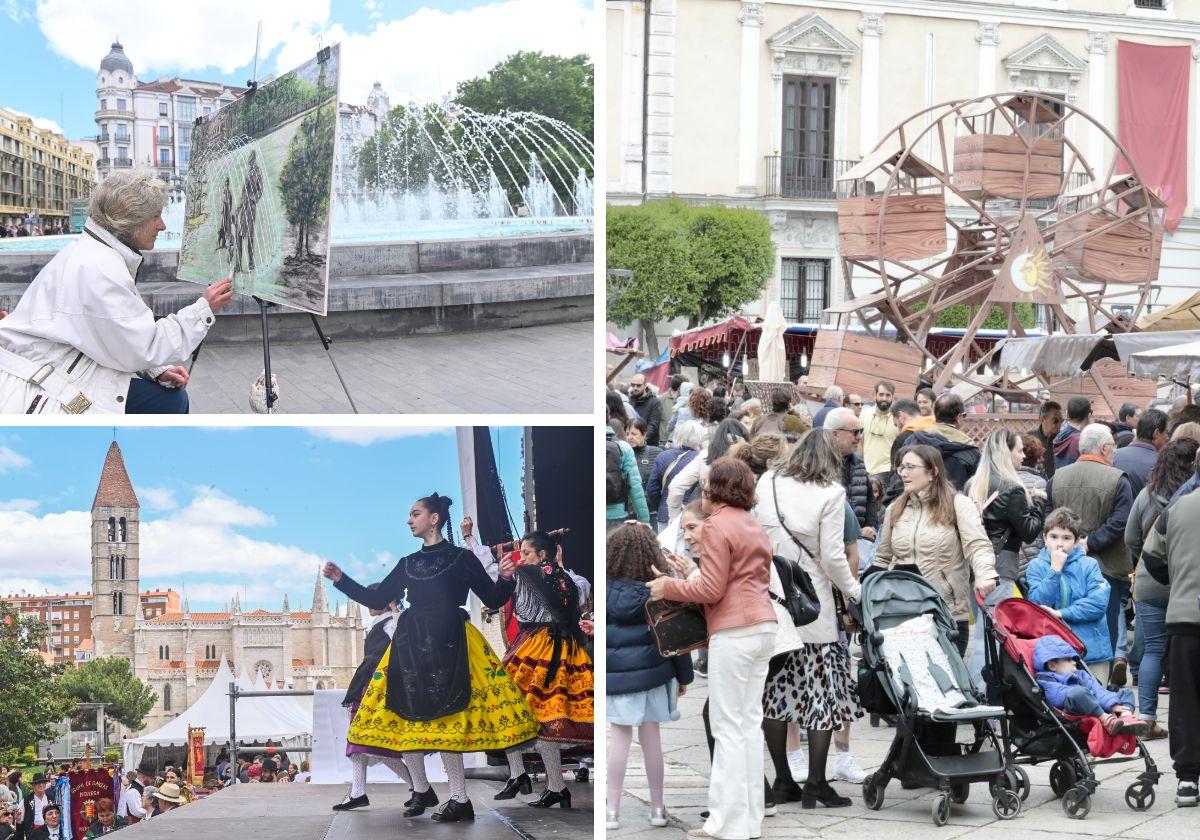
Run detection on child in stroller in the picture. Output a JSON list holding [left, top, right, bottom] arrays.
[[1033, 635, 1148, 737]]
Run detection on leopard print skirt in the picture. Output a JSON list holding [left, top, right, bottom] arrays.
[[763, 641, 863, 731]]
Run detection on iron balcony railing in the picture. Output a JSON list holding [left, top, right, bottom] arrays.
[[764, 156, 858, 199]]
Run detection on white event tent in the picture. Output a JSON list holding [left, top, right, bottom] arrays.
[[121, 659, 312, 772]]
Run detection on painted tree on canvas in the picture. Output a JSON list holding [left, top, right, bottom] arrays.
[[279, 104, 334, 259]]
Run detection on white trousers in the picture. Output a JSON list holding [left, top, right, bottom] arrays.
[[704, 622, 776, 840]]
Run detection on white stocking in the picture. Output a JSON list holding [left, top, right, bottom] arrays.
[[607, 725, 633, 813], [350, 754, 368, 798], [506, 746, 526, 778], [379, 755, 412, 785], [404, 752, 429, 792], [441, 752, 469, 802], [537, 740, 565, 792]]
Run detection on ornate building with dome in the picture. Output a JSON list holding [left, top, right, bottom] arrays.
[[89, 441, 364, 733]]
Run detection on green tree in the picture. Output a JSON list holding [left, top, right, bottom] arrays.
[[454, 51, 593, 141], [0, 603, 72, 753], [910, 301, 1036, 329], [58, 658, 157, 733], [279, 103, 335, 258], [607, 200, 776, 345]]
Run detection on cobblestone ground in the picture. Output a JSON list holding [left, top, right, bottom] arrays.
[[183, 321, 592, 414], [607, 625, 1191, 840]]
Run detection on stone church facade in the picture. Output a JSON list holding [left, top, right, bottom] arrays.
[[90, 442, 364, 733]]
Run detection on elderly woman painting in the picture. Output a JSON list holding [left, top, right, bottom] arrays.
[[0, 170, 233, 413]]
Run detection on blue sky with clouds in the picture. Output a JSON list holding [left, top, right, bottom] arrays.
[[0, 425, 529, 613], [1, 0, 592, 140]]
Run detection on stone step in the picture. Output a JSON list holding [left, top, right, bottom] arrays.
[[0, 232, 593, 284], [0, 262, 595, 342]]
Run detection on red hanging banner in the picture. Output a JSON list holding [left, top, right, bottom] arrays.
[[69, 768, 116, 838], [1116, 40, 1191, 233]]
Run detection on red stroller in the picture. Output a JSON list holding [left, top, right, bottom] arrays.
[[980, 597, 1161, 819]]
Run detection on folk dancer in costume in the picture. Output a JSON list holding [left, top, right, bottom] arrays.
[[496, 531, 595, 808], [322, 493, 539, 823], [331, 585, 413, 812]]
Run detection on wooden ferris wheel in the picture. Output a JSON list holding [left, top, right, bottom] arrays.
[[827, 92, 1165, 401]]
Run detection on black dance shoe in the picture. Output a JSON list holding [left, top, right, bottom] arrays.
[[494, 773, 533, 800], [402, 787, 439, 817], [332, 793, 369, 811], [800, 781, 852, 808], [772, 778, 804, 803], [431, 799, 475, 822], [528, 788, 572, 809]]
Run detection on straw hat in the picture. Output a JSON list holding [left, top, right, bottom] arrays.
[[153, 782, 184, 804]]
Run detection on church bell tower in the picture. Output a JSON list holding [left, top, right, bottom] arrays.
[[91, 442, 141, 660]]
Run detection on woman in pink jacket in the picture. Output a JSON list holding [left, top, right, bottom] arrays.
[[648, 457, 776, 840]]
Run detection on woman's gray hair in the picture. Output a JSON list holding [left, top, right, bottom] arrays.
[[88, 169, 167, 242], [775, 428, 842, 486], [673, 419, 708, 450]]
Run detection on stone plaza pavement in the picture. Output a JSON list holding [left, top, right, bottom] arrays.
[[608, 637, 1194, 839], [182, 321, 592, 414]]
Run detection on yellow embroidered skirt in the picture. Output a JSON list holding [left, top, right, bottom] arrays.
[[348, 622, 539, 753], [502, 627, 594, 744]]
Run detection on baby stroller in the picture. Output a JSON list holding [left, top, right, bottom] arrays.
[[857, 570, 1021, 825], [980, 597, 1161, 819]]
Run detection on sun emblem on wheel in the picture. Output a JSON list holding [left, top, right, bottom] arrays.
[[1009, 247, 1051, 294]]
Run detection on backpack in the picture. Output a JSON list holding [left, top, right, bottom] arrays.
[[606, 439, 631, 505]]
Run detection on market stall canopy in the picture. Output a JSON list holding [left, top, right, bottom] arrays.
[[998, 330, 1200, 376], [1128, 339, 1200, 381], [1137, 290, 1200, 332]]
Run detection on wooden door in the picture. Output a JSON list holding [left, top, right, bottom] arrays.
[[781, 76, 835, 197]]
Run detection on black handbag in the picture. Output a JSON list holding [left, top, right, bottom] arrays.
[[769, 474, 823, 627], [644, 598, 708, 657]]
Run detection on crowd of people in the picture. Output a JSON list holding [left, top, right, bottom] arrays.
[[0, 223, 72, 238], [0, 751, 288, 838], [605, 373, 1200, 837]]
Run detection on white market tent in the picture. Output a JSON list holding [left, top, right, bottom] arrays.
[[122, 659, 312, 771]]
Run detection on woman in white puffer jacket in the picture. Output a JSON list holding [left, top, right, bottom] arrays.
[[0, 170, 232, 413]]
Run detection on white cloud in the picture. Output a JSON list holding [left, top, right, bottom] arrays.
[[274, 0, 592, 104], [34, 0, 331, 75], [363, 0, 383, 21], [0, 499, 40, 512], [0, 444, 31, 473], [3, 109, 64, 137], [4, 0, 29, 24], [308, 427, 451, 445], [137, 486, 178, 511]]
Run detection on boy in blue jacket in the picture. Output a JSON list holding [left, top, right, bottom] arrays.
[[1034, 635, 1148, 736], [1025, 508, 1114, 676]]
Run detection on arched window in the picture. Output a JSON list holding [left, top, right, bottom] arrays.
[[163, 684, 171, 711], [109, 556, 115, 579], [315, 681, 325, 690], [112, 591, 122, 615], [107, 517, 116, 541], [119, 556, 126, 579], [118, 517, 127, 542]]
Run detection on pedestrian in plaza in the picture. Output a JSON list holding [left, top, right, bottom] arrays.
[[860, 380, 898, 479], [915, 387, 935, 417], [626, 418, 663, 490], [83, 798, 125, 837], [751, 388, 806, 439], [823, 408, 879, 538], [646, 420, 706, 530], [148, 784, 184, 817], [1141, 470, 1200, 808], [665, 380, 695, 443], [1031, 400, 1063, 479], [754, 430, 863, 808], [1114, 403, 1141, 448], [118, 760, 155, 823], [905, 394, 981, 491], [966, 429, 1047, 689], [666, 417, 750, 523], [872, 445, 999, 657], [0, 170, 233, 414], [1125, 437, 1196, 740], [27, 802, 63, 840], [843, 394, 863, 417], [20, 773, 55, 838], [606, 389, 629, 440], [647, 457, 777, 840], [605, 522, 695, 830], [629, 373, 664, 446], [660, 375, 684, 440], [739, 397, 763, 429], [607, 423, 650, 531], [1112, 408, 1168, 498], [1046, 423, 1133, 687], [323, 493, 541, 823], [1053, 396, 1092, 470], [813, 385, 843, 429], [1172, 420, 1200, 444]]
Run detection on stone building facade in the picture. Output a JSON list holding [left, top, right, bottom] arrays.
[[0, 108, 95, 229], [87, 442, 363, 733]]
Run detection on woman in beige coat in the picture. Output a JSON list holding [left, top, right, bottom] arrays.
[[873, 444, 998, 657]]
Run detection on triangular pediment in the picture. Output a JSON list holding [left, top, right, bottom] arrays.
[[1005, 35, 1086, 74], [767, 13, 858, 56]]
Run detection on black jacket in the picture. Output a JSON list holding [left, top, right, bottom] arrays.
[[841, 452, 878, 529], [980, 480, 1046, 581], [631, 444, 663, 489], [20, 790, 55, 840], [908, 430, 981, 491], [630, 391, 664, 446], [606, 577, 694, 695]]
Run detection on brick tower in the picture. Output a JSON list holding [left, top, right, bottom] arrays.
[[91, 442, 140, 660]]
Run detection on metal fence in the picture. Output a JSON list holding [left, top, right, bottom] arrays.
[[763, 156, 858, 199], [227, 684, 313, 782]]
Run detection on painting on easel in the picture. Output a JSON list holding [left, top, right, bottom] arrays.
[[177, 44, 339, 316]]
